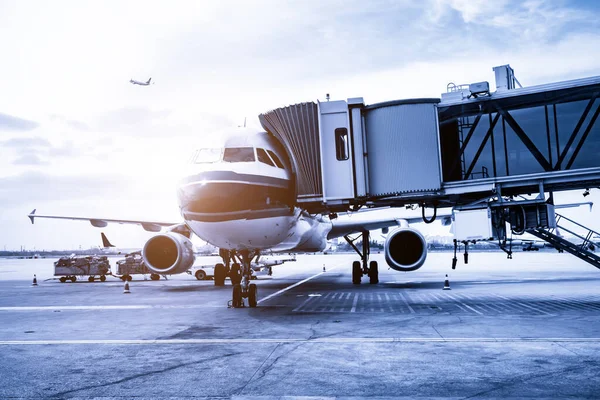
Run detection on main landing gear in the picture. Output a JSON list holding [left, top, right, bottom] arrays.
[[345, 230, 378, 285], [214, 248, 258, 308]]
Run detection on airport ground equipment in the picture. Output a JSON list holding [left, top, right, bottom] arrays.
[[187, 264, 214, 280], [528, 213, 600, 270], [54, 255, 111, 283], [116, 252, 161, 281], [260, 64, 600, 271]]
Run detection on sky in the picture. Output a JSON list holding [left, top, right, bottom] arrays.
[[1, 0, 600, 251]]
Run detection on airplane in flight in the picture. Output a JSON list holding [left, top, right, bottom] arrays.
[[26, 129, 457, 307], [129, 77, 152, 86]]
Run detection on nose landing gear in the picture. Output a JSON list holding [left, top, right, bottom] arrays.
[[228, 249, 259, 308]]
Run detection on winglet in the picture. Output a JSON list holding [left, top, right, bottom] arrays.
[[28, 209, 36, 224], [101, 232, 115, 248]]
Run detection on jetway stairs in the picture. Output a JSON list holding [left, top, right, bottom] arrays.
[[528, 213, 600, 270]]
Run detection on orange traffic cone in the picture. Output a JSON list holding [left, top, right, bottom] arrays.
[[443, 274, 451, 290], [32, 274, 38, 287], [123, 282, 131, 294]]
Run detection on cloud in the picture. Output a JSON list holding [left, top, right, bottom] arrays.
[[0, 112, 39, 131], [2, 137, 51, 148], [0, 171, 137, 207], [93, 106, 236, 137], [12, 154, 49, 166], [49, 114, 91, 131]]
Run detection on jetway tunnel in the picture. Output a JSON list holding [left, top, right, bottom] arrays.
[[259, 65, 600, 214]]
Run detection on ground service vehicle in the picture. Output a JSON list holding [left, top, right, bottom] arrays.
[[54, 255, 111, 283]]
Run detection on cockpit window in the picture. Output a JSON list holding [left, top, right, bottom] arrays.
[[267, 150, 285, 169], [223, 147, 255, 162], [256, 148, 275, 166], [193, 148, 222, 163]]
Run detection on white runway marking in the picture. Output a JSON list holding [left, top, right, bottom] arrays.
[[1, 337, 600, 345], [0, 304, 224, 311], [494, 294, 554, 316], [399, 292, 415, 314], [350, 293, 359, 312], [257, 265, 340, 304]]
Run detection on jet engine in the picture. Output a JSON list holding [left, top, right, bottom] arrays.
[[384, 227, 427, 271], [142, 232, 195, 275]]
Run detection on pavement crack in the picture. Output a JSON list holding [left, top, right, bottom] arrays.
[[49, 351, 241, 398], [431, 324, 444, 339], [553, 341, 583, 357], [236, 342, 302, 395], [462, 361, 600, 399], [308, 320, 321, 339]]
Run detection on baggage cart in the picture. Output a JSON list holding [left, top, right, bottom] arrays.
[[116, 252, 161, 281], [54, 255, 111, 283]]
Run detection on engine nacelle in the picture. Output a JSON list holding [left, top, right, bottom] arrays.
[[384, 227, 427, 271], [142, 232, 195, 275]]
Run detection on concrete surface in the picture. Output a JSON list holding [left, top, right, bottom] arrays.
[[1, 252, 600, 399]]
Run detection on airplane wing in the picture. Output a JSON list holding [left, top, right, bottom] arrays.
[[327, 208, 452, 239], [27, 209, 180, 232]]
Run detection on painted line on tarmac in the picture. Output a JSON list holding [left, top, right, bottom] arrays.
[[257, 265, 341, 304], [2, 338, 600, 345], [0, 304, 227, 311]]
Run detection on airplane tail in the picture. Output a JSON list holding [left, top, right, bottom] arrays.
[[101, 232, 115, 248], [146, 78, 151, 84]]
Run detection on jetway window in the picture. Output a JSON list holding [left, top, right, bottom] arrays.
[[335, 128, 349, 161], [439, 87, 600, 181], [257, 148, 275, 166], [267, 150, 285, 169], [223, 147, 255, 163]]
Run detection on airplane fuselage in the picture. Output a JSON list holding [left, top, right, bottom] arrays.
[[177, 130, 331, 253]]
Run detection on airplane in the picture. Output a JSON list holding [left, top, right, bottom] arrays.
[[28, 128, 441, 307], [98, 232, 142, 255], [129, 77, 152, 86]]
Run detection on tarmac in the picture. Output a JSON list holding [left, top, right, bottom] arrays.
[[1, 251, 600, 399]]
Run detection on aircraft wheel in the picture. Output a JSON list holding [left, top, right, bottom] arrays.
[[150, 274, 160, 281], [369, 261, 379, 284], [230, 263, 242, 285], [232, 284, 243, 308], [100, 275, 106, 282], [88, 276, 95, 283], [195, 270, 207, 281], [126, 275, 132, 282], [248, 283, 258, 308], [352, 261, 362, 285], [214, 263, 226, 286], [70, 276, 77, 283], [59, 277, 66, 283]]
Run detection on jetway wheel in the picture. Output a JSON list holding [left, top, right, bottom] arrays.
[[230, 263, 242, 285], [369, 261, 379, 284], [248, 284, 257, 307], [352, 261, 362, 285], [100, 275, 106, 282], [88, 276, 95, 283], [214, 263, 226, 286]]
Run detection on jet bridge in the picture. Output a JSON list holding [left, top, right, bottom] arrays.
[[259, 64, 600, 214], [259, 64, 600, 269]]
